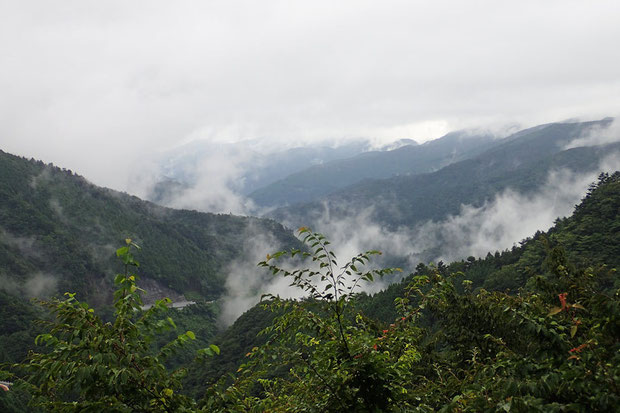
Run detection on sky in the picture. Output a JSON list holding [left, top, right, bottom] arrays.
[[1, 0, 620, 192]]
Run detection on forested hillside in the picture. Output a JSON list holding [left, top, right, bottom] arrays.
[[0, 150, 296, 301], [2, 170, 618, 411], [271, 119, 618, 229], [0, 150, 298, 366], [185, 172, 620, 396]]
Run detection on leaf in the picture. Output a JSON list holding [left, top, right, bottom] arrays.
[[548, 307, 563, 317], [186, 330, 196, 340], [163, 388, 174, 397], [115, 246, 129, 257], [570, 325, 578, 338], [210, 344, 220, 355], [571, 303, 586, 310]]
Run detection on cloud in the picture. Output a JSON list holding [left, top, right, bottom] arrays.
[[565, 117, 620, 149], [0, 230, 41, 260], [23, 272, 58, 298], [218, 223, 298, 326], [218, 216, 406, 325], [408, 153, 620, 263], [275, 152, 620, 280], [0, 271, 58, 298], [148, 144, 257, 215], [1, 1, 620, 193]]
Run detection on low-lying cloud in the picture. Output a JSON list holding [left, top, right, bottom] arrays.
[[0, 271, 58, 298], [277, 153, 620, 281], [218, 223, 299, 326], [415, 158, 619, 263], [565, 117, 620, 149]]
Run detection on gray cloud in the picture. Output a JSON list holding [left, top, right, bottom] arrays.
[[23, 272, 58, 298], [148, 145, 257, 215], [0, 271, 58, 298], [1, 1, 620, 194]]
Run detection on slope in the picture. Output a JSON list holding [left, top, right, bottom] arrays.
[[249, 131, 497, 207], [192, 171, 620, 393], [270, 119, 618, 230], [0, 150, 298, 364]]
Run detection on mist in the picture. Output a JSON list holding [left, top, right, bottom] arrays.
[[565, 117, 620, 149], [416, 156, 620, 263], [218, 223, 300, 326], [2, 2, 620, 193], [259, 153, 620, 295]]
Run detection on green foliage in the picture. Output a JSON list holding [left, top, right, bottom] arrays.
[[200, 173, 620, 410], [206, 228, 411, 412], [208, 237, 619, 411], [13, 241, 218, 412]]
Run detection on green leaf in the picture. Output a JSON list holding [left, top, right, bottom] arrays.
[[116, 246, 129, 257], [186, 330, 196, 340], [210, 344, 220, 355], [548, 307, 563, 316], [570, 325, 578, 338]]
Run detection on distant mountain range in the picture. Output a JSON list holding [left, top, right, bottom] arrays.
[[248, 131, 498, 207], [147, 139, 373, 206], [268, 118, 620, 230]]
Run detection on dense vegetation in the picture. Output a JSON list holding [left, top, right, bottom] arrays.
[[0, 150, 296, 301], [3, 172, 617, 411], [0, 150, 298, 367]]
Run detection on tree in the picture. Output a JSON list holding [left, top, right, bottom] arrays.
[[16, 240, 218, 412], [208, 228, 409, 412]]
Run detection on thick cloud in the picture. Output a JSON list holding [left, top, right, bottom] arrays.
[[1, 1, 620, 193]]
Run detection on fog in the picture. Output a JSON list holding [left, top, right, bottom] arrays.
[[2, 1, 620, 193], [2, 2, 620, 325]]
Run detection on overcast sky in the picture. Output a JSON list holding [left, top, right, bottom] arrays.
[[2, 0, 620, 191]]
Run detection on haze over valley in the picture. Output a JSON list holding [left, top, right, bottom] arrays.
[[1, 2, 620, 411]]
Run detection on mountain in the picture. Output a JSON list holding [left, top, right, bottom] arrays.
[[248, 131, 498, 207], [147, 139, 373, 207], [0, 150, 300, 303], [184, 171, 620, 403], [0, 150, 299, 365], [270, 119, 619, 230], [3, 152, 618, 411]]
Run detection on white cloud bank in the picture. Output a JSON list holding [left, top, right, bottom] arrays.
[[1, 1, 620, 193], [295, 152, 620, 270]]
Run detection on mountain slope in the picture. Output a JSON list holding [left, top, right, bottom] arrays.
[[148, 139, 373, 207], [0, 150, 298, 304], [248, 131, 497, 207], [270, 119, 618, 229], [194, 171, 620, 392]]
